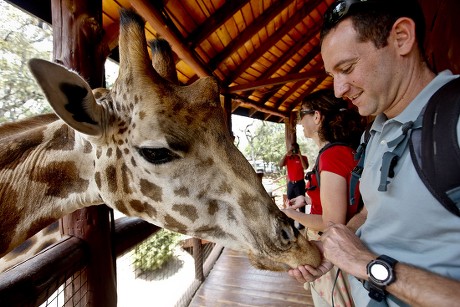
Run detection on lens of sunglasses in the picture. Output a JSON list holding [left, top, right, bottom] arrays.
[[324, 0, 378, 28], [298, 109, 315, 121]]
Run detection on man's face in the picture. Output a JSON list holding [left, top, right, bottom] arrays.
[[321, 19, 400, 117]]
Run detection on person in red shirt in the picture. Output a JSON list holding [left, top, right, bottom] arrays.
[[279, 142, 309, 201], [283, 89, 365, 307], [279, 142, 309, 230]]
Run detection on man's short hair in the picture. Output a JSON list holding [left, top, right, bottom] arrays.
[[321, 0, 426, 54]]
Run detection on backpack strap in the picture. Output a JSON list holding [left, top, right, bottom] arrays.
[[307, 142, 349, 189], [409, 77, 460, 216], [349, 127, 372, 207], [378, 119, 422, 191]]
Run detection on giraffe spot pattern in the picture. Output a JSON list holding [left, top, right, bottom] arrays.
[[83, 140, 92, 153], [139, 111, 146, 120], [31, 161, 89, 198], [173, 186, 190, 197], [172, 204, 198, 223], [121, 163, 133, 194], [106, 165, 117, 192], [116, 147, 123, 159], [238, 191, 260, 217], [0, 183, 20, 254], [95, 171, 101, 189], [128, 200, 157, 219], [49, 124, 75, 151], [164, 214, 187, 231], [217, 181, 232, 195], [25, 217, 58, 247], [0, 128, 45, 170], [207, 200, 219, 216], [115, 200, 130, 216], [194, 225, 232, 240], [140, 179, 162, 202]]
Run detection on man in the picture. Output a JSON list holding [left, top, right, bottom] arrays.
[[279, 143, 309, 228], [288, 0, 460, 306]]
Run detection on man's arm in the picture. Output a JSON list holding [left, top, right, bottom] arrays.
[[300, 154, 309, 169], [279, 154, 287, 167], [321, 224, 460, 307]]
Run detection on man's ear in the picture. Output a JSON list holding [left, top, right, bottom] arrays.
[[392, 17, 417, 56]]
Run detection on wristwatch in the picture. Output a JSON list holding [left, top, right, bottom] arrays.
[[366, 255, 398, 302]]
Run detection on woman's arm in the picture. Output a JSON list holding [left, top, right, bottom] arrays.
[[318, 170, 348, 229], [282, 170, 348, 231]]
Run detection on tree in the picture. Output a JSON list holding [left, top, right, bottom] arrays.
[[242, 120, 319, 172], [0, 0, 53, 122]]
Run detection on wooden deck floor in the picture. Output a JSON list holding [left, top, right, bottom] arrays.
[[188, 248, 314, 307]]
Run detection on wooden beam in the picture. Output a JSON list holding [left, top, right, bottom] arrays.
[[129, 0, 212, 77], [287, 75, 328, 113], [186, 0, 250, 48], [224, 0, 324, 84], [208, 0, 295, 71], [223, 69, 326, 93], [266, 45, 322, 108], [227, 94, 287, 118]]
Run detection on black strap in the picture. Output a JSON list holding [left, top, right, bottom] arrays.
[[410, 77, 460, 216], [378, 119, 422, 191], [308, 142, 350, 189], [350, 128, 372, 207]]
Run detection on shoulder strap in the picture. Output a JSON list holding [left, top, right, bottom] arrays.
[[349, 125, 372, 207], [409, 77, 460, 217], [311, 142, 349, 188]]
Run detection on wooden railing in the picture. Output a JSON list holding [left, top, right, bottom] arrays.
[[0, 217, 158, 306], [0, 216, 223, 306]]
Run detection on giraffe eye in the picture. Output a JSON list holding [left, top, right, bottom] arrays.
[[138, 147, 179, 164]]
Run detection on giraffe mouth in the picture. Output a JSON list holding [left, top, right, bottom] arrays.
[[247, 253, 291, 271]]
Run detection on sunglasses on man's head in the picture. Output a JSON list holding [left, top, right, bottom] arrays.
[[323, 0, 381, 28]]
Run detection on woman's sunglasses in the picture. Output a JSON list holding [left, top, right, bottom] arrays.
[[297, 109, 315, 121]]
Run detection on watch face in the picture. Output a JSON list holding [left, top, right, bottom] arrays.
[[370, 263, 389, 281]]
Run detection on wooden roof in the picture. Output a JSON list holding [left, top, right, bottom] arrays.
[[103, 0, 335, 123], [7, 0, 460, 123]]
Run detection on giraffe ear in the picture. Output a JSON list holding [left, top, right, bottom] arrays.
[[28, 59, 103, 136]]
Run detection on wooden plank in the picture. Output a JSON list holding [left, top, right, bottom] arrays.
[[188, 248, 313, 307]]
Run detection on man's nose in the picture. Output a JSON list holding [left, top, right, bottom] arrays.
[[333, 75, 350, 98]]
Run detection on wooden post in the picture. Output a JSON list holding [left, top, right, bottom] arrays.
[[284, 112, 297, 150], [51, 0, 115, 306], [223, 95, 233, 137], [192, 238, 205, 282]]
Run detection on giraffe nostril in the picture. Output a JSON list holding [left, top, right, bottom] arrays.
[[279, 224, 296, 246]]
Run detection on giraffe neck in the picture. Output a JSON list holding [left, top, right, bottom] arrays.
[[0, 114, 101, 256]]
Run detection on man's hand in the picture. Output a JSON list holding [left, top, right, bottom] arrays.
[[320, 223, 375, 279]]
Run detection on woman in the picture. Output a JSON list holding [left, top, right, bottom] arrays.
[[283, 89, 365, 307]]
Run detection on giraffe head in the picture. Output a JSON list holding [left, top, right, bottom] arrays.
[[26, 9, 320, 270]]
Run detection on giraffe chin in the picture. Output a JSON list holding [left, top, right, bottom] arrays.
[[247, 235, 322, 272]]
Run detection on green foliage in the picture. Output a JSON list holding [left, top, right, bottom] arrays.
[[243, 120, 319, 171], [245, 121, 286, 164], [133, 229, 181, 272]]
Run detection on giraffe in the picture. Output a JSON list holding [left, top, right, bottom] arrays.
[[0, 9, 320, 273]]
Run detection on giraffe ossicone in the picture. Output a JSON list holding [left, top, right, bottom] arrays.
[[0, 8, 320, 272]]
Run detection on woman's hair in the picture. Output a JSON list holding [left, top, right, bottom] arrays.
[[301, 89, 365, 148]]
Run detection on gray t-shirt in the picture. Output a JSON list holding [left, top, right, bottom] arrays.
[[350, 70, 460, 306]]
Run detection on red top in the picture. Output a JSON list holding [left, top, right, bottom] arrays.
[[306, 145, 360, 222], [285, 155, 307, 181]]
